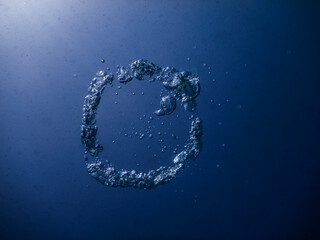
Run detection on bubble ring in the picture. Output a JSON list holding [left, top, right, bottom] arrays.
[[81, 60, 202, 189]]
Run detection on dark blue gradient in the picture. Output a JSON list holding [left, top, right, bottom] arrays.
[[0, 0, 320, 239]]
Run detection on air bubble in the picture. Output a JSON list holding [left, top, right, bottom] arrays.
[[139, 134, 145, 139], [117, 65, 133, 83], [154, 96, 176, 116]]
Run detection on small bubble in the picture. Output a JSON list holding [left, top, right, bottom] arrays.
[[139, 134, 145, 139], [158, 132, 161, 136], [117, 86, 121, 89], [73, 73, 78, 78], [114, 101, 118, 104], [187, 57, 190, 61], [97, 70, 106, 76], [161, 146, 167, 152], [149, 117, 153, 120], [101, 59, 105, 63], [216, 164, 220, 168], [222, 143, 225, 147], [112, 140, 115, 144], [203, 63, 207, 67]]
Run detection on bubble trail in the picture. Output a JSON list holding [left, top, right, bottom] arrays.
[[81, 59, 202, 189]]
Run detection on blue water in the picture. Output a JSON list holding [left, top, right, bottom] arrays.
[[1, 0, 320, 239]]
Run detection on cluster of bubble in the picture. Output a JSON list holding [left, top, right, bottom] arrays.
[[81, 59, 202, 189]]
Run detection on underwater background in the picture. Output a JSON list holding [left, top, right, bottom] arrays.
[[1, 0, 320, 239]]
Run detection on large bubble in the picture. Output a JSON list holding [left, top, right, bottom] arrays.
[[154, 95, 176, 116], [81, 59, 202, 189]]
